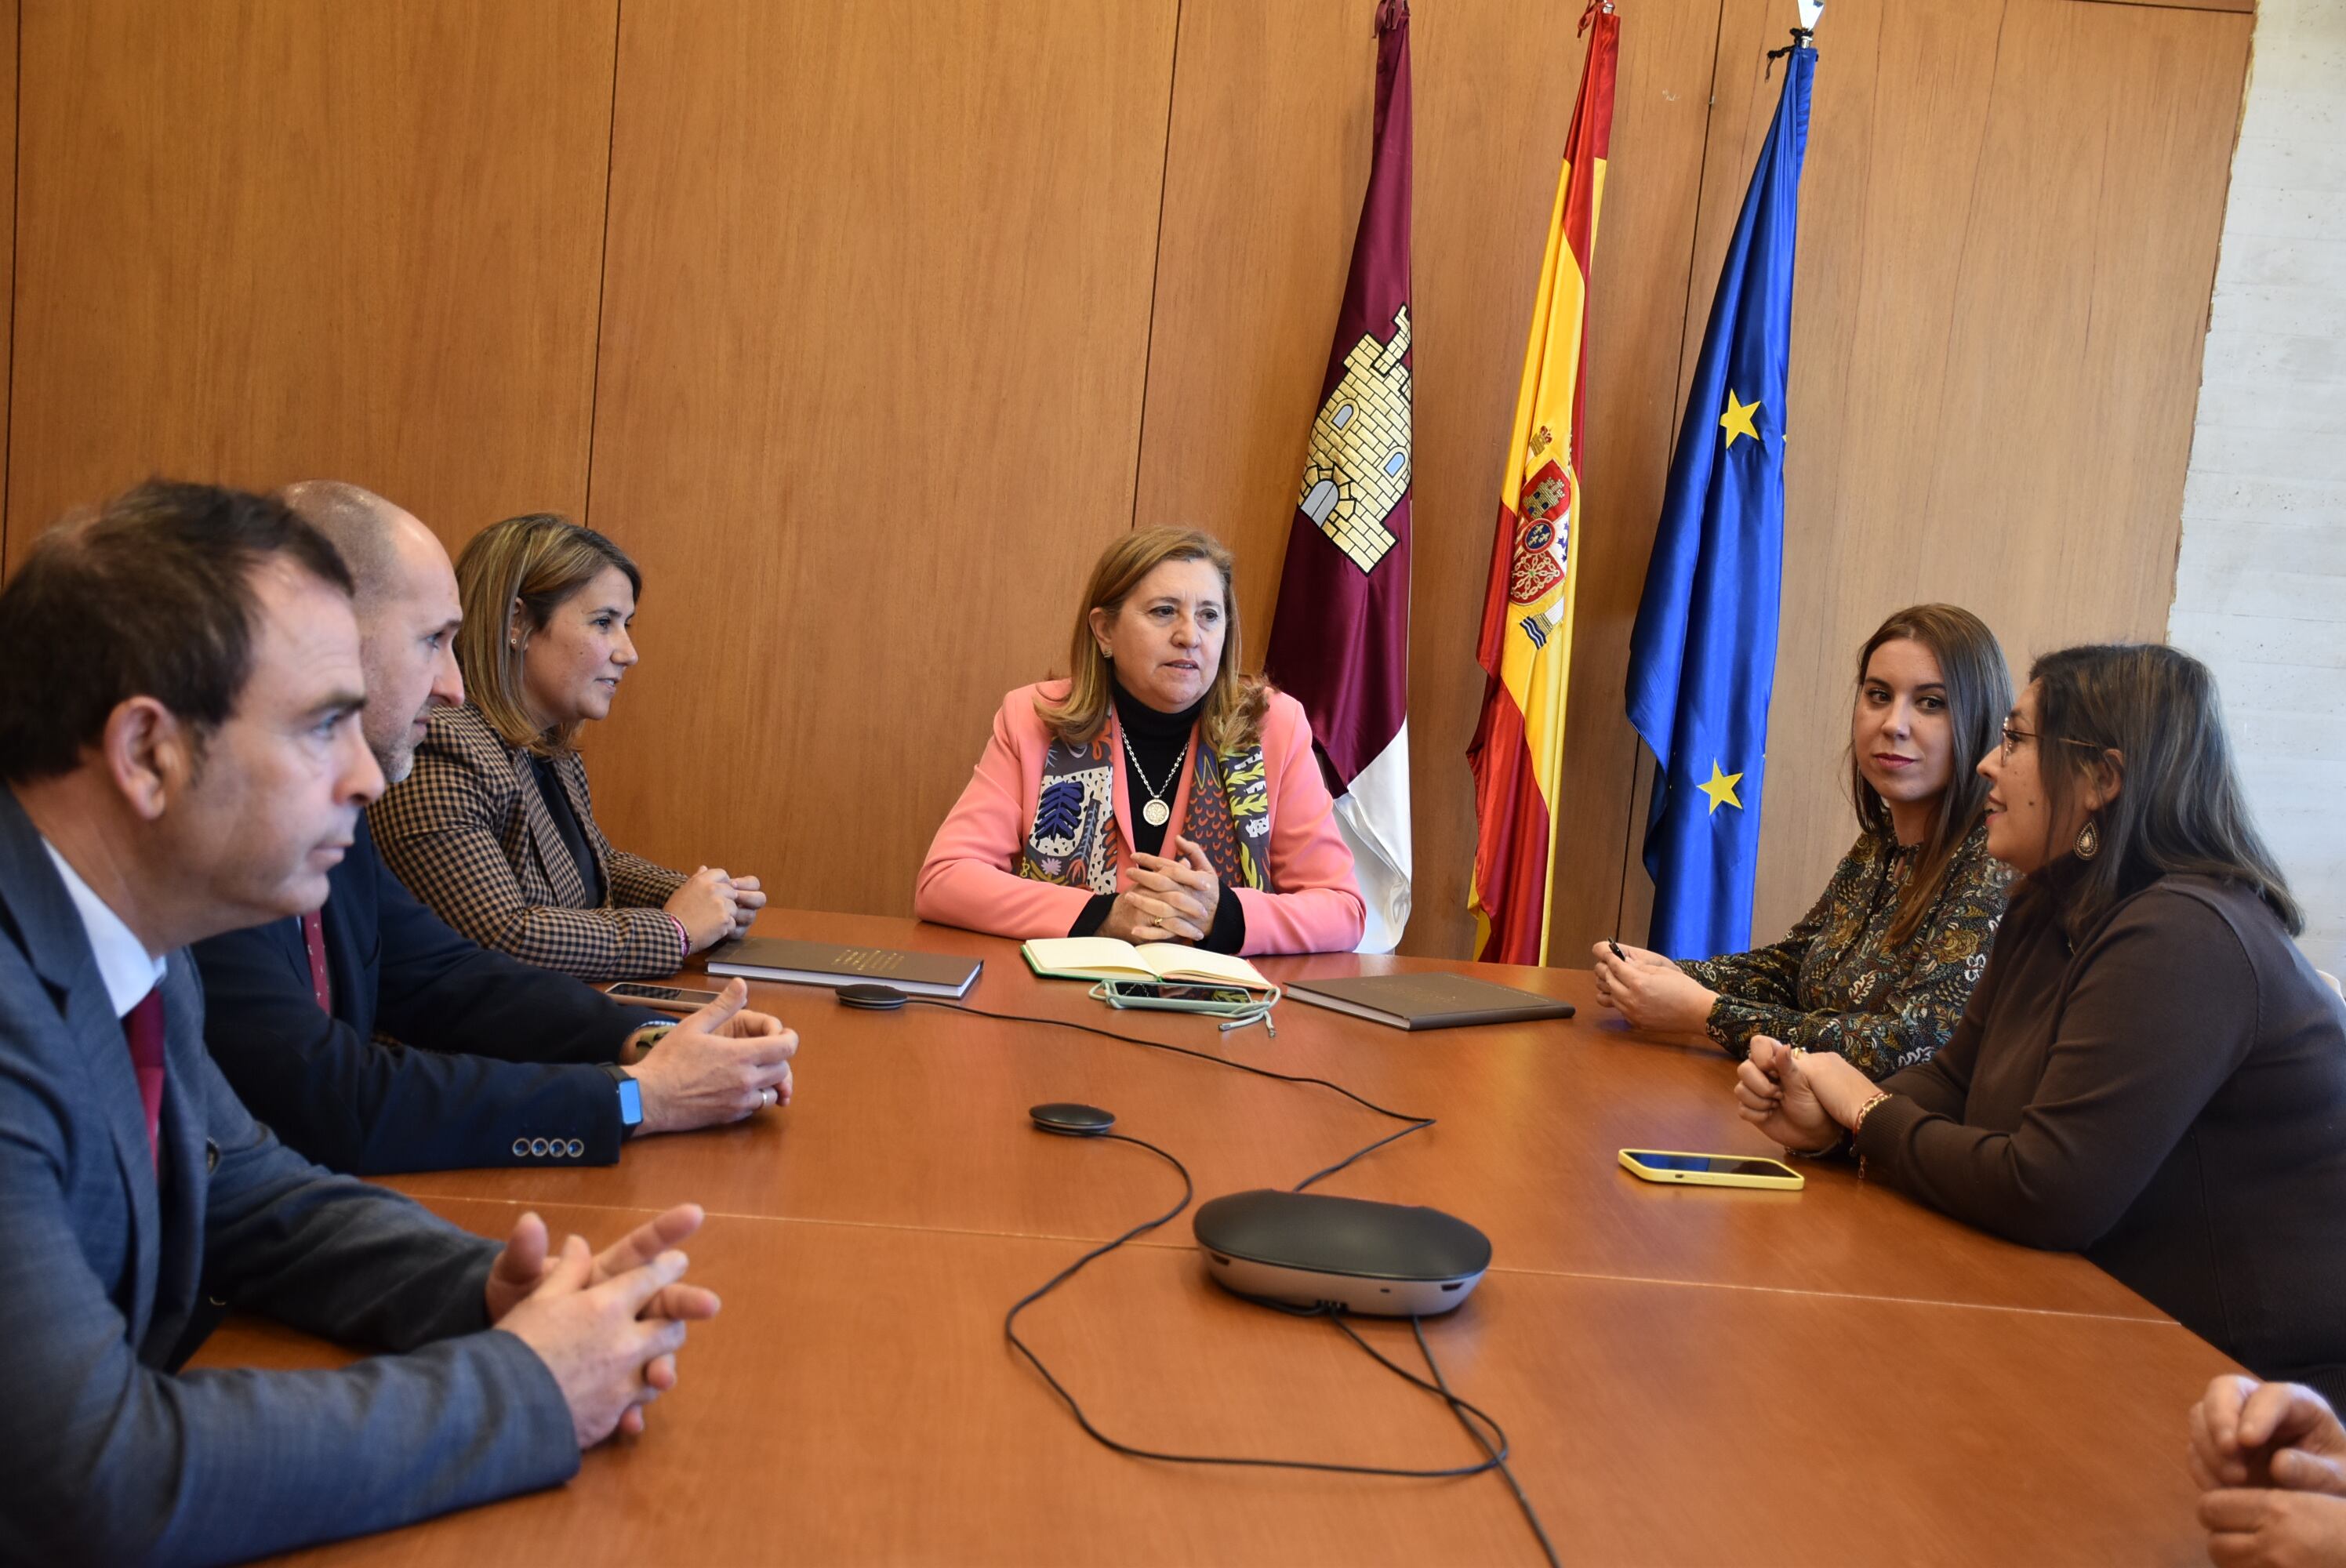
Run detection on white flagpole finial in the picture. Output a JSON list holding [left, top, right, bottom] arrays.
[[1796, 0, 1825, 31]]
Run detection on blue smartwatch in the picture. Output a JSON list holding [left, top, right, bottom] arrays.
[[601, 1062, 644, 1139]]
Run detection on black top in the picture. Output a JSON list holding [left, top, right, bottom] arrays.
[[530, 752, 606, 906], [1068, 678, 1244, 952], [1856, 859, 2346, 1404]]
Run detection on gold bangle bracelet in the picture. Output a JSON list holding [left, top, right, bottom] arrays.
[[1850, 1090, 1891, 1138]]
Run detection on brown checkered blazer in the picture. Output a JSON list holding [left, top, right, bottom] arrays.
[[369, 702, 691, 982]]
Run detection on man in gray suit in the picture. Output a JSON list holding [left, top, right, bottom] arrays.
[[0, 481, 719, 1566]]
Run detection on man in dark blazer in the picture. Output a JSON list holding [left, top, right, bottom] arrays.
[[193, 481, 798, 1174], [0, 483, 717, 1564]]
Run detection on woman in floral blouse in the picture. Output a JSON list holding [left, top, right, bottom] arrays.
[[1593, 604, 2014, 1078]]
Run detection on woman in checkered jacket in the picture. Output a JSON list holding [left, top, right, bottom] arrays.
[[369, 514, 761, 981]]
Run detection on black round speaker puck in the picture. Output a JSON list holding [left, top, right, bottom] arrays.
[[1030, 1102, 1116, 1136]]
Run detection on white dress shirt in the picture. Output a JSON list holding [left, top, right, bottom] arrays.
[[42, 839, 168, 1019]]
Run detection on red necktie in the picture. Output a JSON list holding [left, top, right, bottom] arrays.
[[122, 989, 166, 1171], [300, 909, 332, 1013]]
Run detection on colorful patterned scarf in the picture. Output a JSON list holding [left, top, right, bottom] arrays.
[[1020, 724, 1271, 895]]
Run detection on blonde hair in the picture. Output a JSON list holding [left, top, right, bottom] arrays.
[[453, 512, 642, 757], [1035, 527, 1268, 755]]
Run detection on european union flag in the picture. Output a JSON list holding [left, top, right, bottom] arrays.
[[1625, 40, 1814, 960]]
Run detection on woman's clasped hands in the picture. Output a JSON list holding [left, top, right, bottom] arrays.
[[1734, 1036, 1883, 1155], [1099, 837, 1222, 946]]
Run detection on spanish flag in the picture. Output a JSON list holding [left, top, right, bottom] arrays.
[[1467, 2, 1618, 965]]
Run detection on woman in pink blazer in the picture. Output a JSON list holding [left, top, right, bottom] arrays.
[[917, 528, 1364, 956]]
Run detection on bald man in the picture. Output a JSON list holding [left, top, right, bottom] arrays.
[[0, 482, 713, 1563], [191, 483, 797, 1176]]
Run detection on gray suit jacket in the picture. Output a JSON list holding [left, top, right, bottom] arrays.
[[0, 788, 578, 1566]]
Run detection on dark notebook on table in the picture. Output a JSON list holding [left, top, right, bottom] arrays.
[[704, 937, 981, 999], [1284, 972, 1574, 1031]]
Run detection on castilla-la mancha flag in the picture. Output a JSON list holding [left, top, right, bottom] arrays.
[[1467, 2, 1618, 965], [1265, 0, 1414, 953]]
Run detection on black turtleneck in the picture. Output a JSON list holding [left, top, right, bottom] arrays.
[[1111, 679, 1203, 858], [1066, 678, 1246, 953]]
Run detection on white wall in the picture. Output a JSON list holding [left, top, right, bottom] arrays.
[[2170, 0, 2346, 975]]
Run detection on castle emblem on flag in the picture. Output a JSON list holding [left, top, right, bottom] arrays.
[[1297, 304, 1412, 575], [1506, 460, 1574, 606]]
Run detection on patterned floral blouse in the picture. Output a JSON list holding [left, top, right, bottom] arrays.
[[1678, 822, 2012, 1079]]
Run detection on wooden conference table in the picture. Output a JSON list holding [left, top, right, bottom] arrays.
[[200, 909, 2235, 1565]]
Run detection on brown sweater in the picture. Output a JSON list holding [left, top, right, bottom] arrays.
[[1855, 862, 2346, 1403]]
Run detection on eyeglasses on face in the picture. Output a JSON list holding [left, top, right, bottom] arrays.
[[1999, 720, 2104, 762]]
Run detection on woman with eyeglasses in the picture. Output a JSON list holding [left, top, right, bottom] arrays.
[[1737, 644, 2346, 1402], [1593, 604, 2014, 1078]]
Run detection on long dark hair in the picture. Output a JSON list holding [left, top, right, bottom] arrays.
[[2029, 643, 2300, 937], [1847, 604, 2011, 946]]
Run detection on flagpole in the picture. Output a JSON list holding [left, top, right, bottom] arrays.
[[1262, 0, 1415, 953], [1623, 10, 1815, 960], [1467, 0, 1620, 964]]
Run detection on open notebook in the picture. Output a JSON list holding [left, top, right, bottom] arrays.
[[1020, 938, 1273, 993]]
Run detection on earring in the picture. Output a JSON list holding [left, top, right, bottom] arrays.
[[2075, 818, 2101, 861]]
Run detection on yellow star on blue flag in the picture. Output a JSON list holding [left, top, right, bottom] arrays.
[[1627, 40, 1812, 959], [1697, 760, 1744, 815], [1719, 390, 1761, 450]]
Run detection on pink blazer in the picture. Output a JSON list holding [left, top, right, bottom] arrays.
[[916, 682, 1366, 956]]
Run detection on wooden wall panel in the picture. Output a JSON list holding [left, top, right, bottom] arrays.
[[1135, 0, 1726, 958], [1533, 4, 1737, 963], [579, 0, 1180, 916], [2076, 0, 2252, 13], [1653, 0, 2012, 946], [4, 0, 617, 568], [0, 0, 2250, 956], [1138, 0, 2248, 960], [1130, 1, 1372, 645], [0, 0, 16, 565], [1642, 0, 2250, 949]]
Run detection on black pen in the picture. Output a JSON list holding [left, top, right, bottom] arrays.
[[1607, 939, 1627, 961]]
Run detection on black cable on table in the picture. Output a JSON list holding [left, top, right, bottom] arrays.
[[1388, 1316, 1561, 1568], [1288, 1116, 1437, 1194], [904, 997, 1439, 1179], [1003, 1131, 1527, 1483], [910, 996, 1560, 1563]]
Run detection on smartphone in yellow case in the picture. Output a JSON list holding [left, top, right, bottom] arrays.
[[1618, 1149, 1805, 1190]]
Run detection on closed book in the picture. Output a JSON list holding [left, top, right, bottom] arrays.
[[1283, 972, 1574, 1031], [705, 937, 981, 999]]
